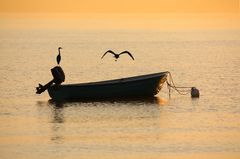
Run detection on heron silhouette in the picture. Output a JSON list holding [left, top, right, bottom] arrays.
[[101, 50, 134, 61], [56, 47, 62, 65]]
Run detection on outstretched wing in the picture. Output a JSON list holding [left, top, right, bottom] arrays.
[[119, 51, 135, 60], [101, 50, 116, 59]]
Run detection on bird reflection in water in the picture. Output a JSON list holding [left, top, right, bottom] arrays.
[[49, 101, 65, 144]]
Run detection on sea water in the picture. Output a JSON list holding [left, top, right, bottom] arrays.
[[0, 28, 240, 159]]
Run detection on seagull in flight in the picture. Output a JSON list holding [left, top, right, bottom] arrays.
[[101, 50, 134, 61]]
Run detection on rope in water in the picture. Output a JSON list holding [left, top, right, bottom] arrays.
[[166, 71, 192, 97]]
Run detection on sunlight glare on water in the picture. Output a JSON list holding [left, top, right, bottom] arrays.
[[0, 28, 240, 159]]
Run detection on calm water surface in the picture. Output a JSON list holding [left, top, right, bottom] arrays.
[[0, 29, 240, 159]]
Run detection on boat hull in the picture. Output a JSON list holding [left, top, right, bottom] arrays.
[[48, 72, 168, 101]]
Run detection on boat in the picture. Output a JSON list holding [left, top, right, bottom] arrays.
[[36, 66, 168, 101], [47, 72, 168, 101]]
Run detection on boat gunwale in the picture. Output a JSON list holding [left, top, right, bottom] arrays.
[[60, 72, 168, 87]]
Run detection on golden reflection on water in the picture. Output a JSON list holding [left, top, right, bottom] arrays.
[[50, 105, 65, 144], [45, 97, 166, 144], [0, 29, 240, 159], [35, 97, 240, 159], [155, 97, 168, 106]]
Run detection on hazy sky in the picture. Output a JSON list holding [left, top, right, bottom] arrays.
[[0, 0, 239, 13], [0, 0, 239, 30]]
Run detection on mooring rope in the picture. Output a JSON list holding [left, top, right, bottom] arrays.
[[166, 71, 192, 97]]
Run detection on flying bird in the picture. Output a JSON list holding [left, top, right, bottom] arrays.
[[101, 50, 134, 61], [56, 47, 62, 65]]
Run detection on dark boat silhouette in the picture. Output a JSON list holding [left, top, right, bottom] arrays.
[[47, 72, 168, 101], [36, 66, 168, 101]]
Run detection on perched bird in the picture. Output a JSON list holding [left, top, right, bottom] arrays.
[[101, 50, 134, 61], [56, 47, 62, 65]]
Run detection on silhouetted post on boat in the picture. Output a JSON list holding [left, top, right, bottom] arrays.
[[36, 66, 65, 94]]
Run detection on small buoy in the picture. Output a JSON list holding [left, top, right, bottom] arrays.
[[191, 87, 200, 98]]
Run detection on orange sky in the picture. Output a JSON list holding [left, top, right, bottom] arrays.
[[0, 0, 239, 30], [0, 0, 239, 13]]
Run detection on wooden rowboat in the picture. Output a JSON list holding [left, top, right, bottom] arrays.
[[47, 72, 168, 101]]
